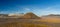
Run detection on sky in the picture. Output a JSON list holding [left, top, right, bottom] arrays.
[[0, 0, 60, 16]]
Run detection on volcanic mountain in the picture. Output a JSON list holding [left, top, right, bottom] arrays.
[[22, 12, 40, 19]]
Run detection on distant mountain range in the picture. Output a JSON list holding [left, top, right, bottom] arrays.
[[0, 12, 40, 19], [42, 14, 60, 18]]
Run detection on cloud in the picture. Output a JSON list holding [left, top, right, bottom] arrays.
[[0, 11, 9, 14], [24, 8, 30, 11], [40, 6, 60, 15], [0, 11, 3, 13]]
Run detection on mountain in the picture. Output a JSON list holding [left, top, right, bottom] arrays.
[[42, 14, 60, 18], [22, 12, 40, 19]]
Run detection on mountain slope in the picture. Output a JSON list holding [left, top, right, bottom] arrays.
[[22, 12, 40, 19]]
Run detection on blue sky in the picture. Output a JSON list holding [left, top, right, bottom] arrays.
[[0, 0, 60, 16]]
